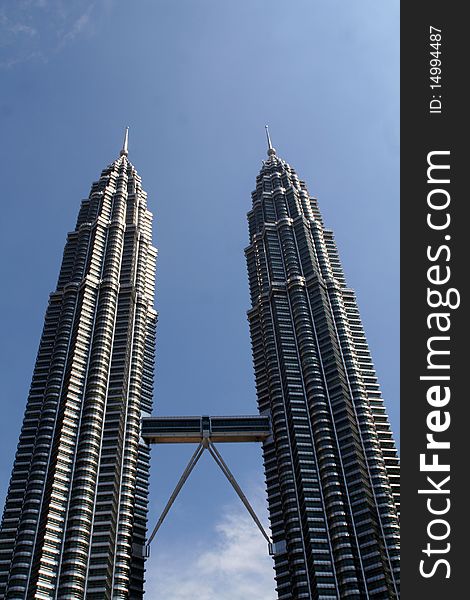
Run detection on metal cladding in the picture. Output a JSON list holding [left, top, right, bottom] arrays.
[[0, 150, 157, 599], [245, 146, 400, 598]]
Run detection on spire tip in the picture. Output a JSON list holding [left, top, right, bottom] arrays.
[[265, 125, 276, 156], [120, 126, 129, 157]]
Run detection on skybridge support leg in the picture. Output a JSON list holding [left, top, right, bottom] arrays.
[[146, 442, 205, 547], [207, 441, 273, 555]]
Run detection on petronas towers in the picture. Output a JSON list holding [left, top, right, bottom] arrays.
[[0, 130, 399, 599]]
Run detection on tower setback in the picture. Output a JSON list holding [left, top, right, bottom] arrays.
[[245, 132, 400, 599], [0, 134, 157, 599]]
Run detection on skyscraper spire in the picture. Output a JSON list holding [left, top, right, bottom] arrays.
[[120, 126, 129, 156], [265, 124, 276, 156]]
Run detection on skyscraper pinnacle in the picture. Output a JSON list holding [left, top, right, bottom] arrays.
[[265, 125, 276, 156], [120, 126, 129, 156]]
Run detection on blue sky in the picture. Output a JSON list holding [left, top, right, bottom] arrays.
[[0, 1, 399, 596]]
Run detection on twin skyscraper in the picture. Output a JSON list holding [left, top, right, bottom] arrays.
[[0, 130, 400, 599]]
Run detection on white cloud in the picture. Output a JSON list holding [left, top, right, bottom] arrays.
[[1, 1, 113, 68], [8, 23, 37, 36], [59, 4, 94, 45], [146, 491, 276, 600]]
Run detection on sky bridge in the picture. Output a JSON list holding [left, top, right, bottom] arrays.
[[141, 414, 273, 555]]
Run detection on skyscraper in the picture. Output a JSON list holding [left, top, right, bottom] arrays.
[[245, 130, 400, 599], [0, 131, 157, 599]]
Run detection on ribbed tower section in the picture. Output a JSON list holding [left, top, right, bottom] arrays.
[[0, 140, 157, 599], [245, 139, 400, 599]]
